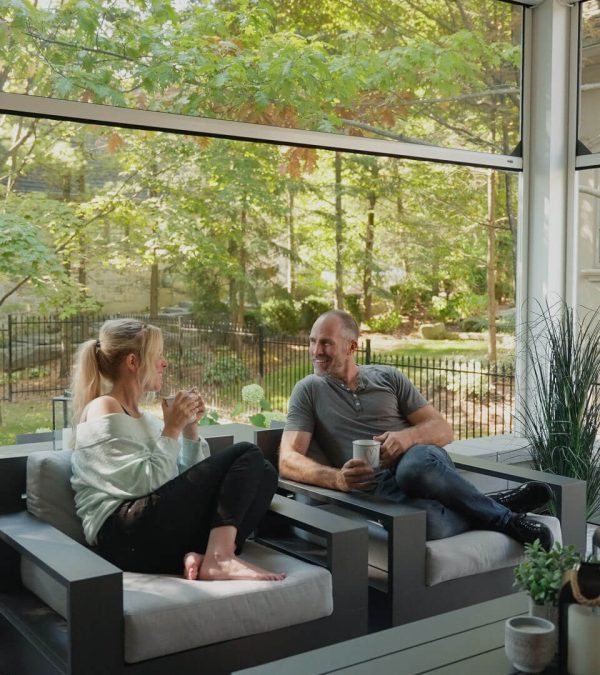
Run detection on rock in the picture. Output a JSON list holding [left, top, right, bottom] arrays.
[[420, 323, 447, 340]]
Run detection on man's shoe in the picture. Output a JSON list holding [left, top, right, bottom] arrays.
[[488, 481, 553, 514], [504, 514, 554, 551]]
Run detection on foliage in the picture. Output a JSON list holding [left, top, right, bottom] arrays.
[[514, 540, 582, 606], [260, 297, 300, 335], [202, 354, 249, 386], [0, 0, 519, 324], [234, 383, 285, 428], [437, 361, 493, 400], [516, 301, 600, 519], [388, 279, 432, 318], [366, 311, 404, 333], [343, 294, 363, 324], [299, 296, 330, 331]]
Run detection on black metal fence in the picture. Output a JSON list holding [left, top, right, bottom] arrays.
[[0, 313, 515, 439]]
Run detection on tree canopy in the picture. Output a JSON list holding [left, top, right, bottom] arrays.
[[0, 0, 520, 330]]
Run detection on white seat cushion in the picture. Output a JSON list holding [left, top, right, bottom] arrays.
[[315, 504, 561, 587], [426, 513, 562, 586], [21, 541, 332, 662]]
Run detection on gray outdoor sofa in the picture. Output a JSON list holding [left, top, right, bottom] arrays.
[[0, 444, 368, 675]]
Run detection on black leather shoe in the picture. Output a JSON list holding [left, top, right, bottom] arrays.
[[504, 514, 554, 551], [487, 481, 553, 514]]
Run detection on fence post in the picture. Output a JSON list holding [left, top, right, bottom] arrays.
[[7, 314, 13, 402], [365, 338, 371, 365], [258, 326, 265, 378]]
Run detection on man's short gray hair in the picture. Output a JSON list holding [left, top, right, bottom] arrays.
[[316, 310, 359, 341]]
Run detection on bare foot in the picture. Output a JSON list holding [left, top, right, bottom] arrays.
[[198, 554, 286, 581], [183, 552, 204, 580]]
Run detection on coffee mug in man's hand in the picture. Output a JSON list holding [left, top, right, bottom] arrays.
[[352, 439, 380, 469]]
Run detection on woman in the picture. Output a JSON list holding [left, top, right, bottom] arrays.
[[70, 318, 284, 581]]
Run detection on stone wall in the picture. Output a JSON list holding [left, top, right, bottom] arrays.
[[0, 266, 191, 315]]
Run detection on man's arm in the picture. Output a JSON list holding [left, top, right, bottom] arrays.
[[279, 429, 375, 493], [374, 404, 454, 469]]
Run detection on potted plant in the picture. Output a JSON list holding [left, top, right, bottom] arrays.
[[516, 300, 600, 520], [514, 540, 581, 625]]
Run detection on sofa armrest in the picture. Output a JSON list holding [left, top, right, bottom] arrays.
[[276, 480, 427, 590], [0, 511, 123, 674], [449, 452, 587, 553], [257, 494, 369, 633]]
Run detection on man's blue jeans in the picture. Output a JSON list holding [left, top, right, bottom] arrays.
[[373, 444, 512, 540]]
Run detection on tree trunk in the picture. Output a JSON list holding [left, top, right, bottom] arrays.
[[487, 170, 497, 363], [236, 206, 248, 326], [363, 177, 377, 321], [287, 186, 296, 296], [150, 261, 159, 318], [334, 152, 344, 310]]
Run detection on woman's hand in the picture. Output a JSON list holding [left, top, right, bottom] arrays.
[[162, 389, 205, 439], [183, 388, 205, 440]]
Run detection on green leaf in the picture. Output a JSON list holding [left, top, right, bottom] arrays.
[[249, 413, 267, 428]]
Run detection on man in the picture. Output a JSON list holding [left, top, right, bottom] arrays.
[[279, 309, 553, 549]]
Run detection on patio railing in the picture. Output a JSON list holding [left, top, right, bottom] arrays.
[[0, 313, 514, 439]]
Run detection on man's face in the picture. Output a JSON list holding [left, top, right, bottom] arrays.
[[309, 317, 356, 379]]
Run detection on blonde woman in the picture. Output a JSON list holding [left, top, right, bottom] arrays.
[[70, 318, 284, 581]]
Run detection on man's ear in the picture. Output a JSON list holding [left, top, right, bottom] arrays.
[[348, 339, 358, 354]]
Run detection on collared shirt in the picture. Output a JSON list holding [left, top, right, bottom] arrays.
[[285, 365, 428, 468]]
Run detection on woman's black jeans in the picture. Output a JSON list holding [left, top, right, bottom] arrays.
[[96, 442, 277, 574]]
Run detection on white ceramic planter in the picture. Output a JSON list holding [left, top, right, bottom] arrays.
[[505, 615, 555, 673]]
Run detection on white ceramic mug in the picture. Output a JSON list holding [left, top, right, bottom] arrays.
[[352, 439, 380, 469]]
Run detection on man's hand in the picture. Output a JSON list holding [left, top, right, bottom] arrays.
[[335, 459, 376, 492], [374, 430, 413, 469]]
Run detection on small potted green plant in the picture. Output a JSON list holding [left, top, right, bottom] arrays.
[[514, 540, 581, 627]]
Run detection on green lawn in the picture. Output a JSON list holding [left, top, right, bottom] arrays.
[[380, 337, 515, 362], [0, 399, 54, 445]]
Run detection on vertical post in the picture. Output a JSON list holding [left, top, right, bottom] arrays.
[[258, 325, 265, 379], [7, 314, 13, 402], [365, 338, 371, 365], [517, 1, 579, 429]]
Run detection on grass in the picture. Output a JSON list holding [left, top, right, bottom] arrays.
[[0, 399, 54, 445], [373, 337, 515, 362]]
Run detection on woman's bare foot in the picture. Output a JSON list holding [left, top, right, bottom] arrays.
[[198, 553, 286, 581], [183, 552, 204, 580]]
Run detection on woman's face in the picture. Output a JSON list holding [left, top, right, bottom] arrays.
[[145, 343, 168, 392]]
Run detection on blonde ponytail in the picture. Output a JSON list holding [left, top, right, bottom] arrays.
[[70, 339, 103, 425]]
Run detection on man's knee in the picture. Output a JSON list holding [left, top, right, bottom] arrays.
[[394, 444, 448, 495]]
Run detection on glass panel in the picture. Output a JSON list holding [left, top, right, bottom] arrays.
[[578, 169, 600, 297], [581, 1, 600, 153], [1, 113, 516, 432], [0, 0, 522, 154]]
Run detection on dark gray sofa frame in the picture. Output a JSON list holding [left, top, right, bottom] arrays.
[[254, 427, 587, 629], [0, 447, 368, 675]]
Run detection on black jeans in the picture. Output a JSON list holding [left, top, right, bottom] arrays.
[[96, 442, 277, 574]]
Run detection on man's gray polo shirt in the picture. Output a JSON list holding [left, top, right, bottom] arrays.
[[285, 365, 428, 468]]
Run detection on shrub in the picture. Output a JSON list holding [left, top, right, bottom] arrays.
[[202, 354, 248, 385], [343, 294, 363, 324], [366, 311, 404, 333], [299, 296, 330, 330], [260, 297, 300, 335]]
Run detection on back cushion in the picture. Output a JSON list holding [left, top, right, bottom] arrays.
[[26, 449, 86, 545]]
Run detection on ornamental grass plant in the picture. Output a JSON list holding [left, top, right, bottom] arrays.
[[516, 301, 600, 519]]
